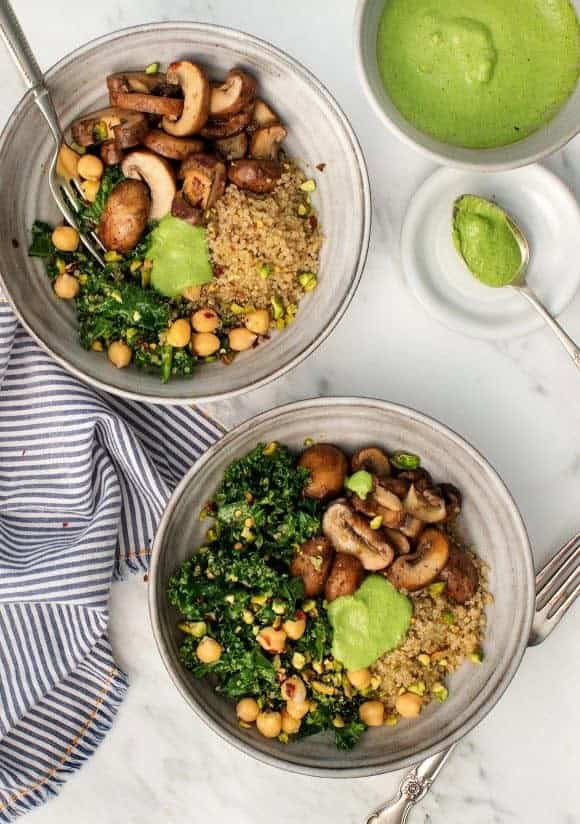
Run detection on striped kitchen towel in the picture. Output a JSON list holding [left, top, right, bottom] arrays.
[[0, 302, 223, 820]]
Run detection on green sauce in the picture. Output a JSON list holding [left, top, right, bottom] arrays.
[[327, 576, 412, 671], [377, 0, 580, 148], [453, 195, 522, 287], [147, 215, 213, 298]]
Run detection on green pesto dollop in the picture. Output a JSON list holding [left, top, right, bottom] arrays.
[[377, 0, 580, 148], [344, 470, 374, 500], [328, 576, 412, 671], [147, 215, 213, 298], [453, 195, 522, 287]]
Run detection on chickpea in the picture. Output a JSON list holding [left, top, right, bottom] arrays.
[[77, 153, 104, 181], [395, 692, 423, 719], [236, 697, 259, 723], [280, 676, 306, 704], [107, 341, 132, 369], [257, 626, 287, 654], [166, 318, 191, 348], [228, 327, 257, 352], [281, 708, 301, 735], [347, 668, 372, 690], [359, 700, 385, 727], [283, 616, 306, 641], [182, 285, 201, 302], [256, 710, 282, 739], [52, 226, 80, 253], [245, 309, 270, 336], [81, 179, 100, 204], [285, 699, 310, 720], [196, 637, 223, 664], [53, 272, 79, 300], [192, 307, 220, 333], [191, 332, 220, 358]]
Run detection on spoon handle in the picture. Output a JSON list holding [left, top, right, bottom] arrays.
[[516, 284, 580, 369]]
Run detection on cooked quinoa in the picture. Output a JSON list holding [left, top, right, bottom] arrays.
[[202, 162, 322, 312], [371, 550, 491, 717]]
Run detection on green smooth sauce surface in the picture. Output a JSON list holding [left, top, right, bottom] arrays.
[[147, 215, 213, 298], [453, 195, 522, 287], [377, 0, 580, 148], [328, 575, 412, 671]]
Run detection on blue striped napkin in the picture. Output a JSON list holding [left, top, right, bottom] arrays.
[[0, 302, 223, 821]]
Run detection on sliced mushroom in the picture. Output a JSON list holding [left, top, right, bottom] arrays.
[[439, 483, 462, 522], [143, 129, 205, 161], [351, 447, 391, 479], [384, 528, 411, 554], [97, 179, 151, 253], [162, 61, 210, 136], [290, 537, 334, 597], [107, 71, 168, 94], [227, 159, 282, 193], [180, 154, 226, 210], [399, 514, 424, 541], [396, 468, 433, 489], [322, 500, 395, 572], [440, 547, 478, 604], [109, 89, 183, 118], [250, 123, 287, 160], [349, 480, 404, 528], [200, 104, 254, 139], [374, 483, 403, 512], [252, 99, 278, 128], [214, 132, 248, 160], [379, 476, 410, 498], [324, 553, 364, 602], [121, 150, 177, 220], [209, 69, 256, 117], [100, 140, 124, 166], [70, 107, 141, 147], [404, 484, 447, 524], [387, 528, 449, 591], [112, 112, 150, 150], [171, 192, 203, 226], [298, 444, 348, 501]]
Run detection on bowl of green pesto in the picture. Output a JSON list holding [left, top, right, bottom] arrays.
[[355, 0, 580, 170], [149, 398, 535, 777]]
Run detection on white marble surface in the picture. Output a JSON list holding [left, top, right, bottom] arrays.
[[1, 1, 579, 822]]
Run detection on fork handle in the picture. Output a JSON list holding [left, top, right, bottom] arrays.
[[0, 0, 61, 142]]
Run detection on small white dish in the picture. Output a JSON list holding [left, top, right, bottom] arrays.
[[401, 165, 580, 339]]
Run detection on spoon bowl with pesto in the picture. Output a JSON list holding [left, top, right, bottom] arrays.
[[355, 0, 580, 171], [453, 194, 580, 367]]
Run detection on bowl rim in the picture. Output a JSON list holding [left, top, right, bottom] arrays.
[[352, 0, 580, 172], [0, 21, 371, 406], [148, 396, 536, 778]]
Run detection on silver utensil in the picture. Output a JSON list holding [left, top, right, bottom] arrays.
[[366, 532, 580, 824], [454, 195, 580, 368], [0, 0, 105, 265]]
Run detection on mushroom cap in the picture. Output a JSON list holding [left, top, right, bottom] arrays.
[[322, 500, 395, 572], [162, 61, 210, 137], [250, 123, 287, 160], [107, 71, 168, 94], [215, 132, 248, 161], [324, 552, 365, 602], [290, 537, 334, 597], [109, 90, 183, 118], [200, 104, 254, 139], [252, 99, 279, 128], [403, 484, 447, 523], [440, 546, 478, 603], [387, 528, 449, 591], [143, 130, 205, 161], [227, 159, 282, 193], [209, 69, 256, 117], [351, 447, 391, 479], [121, 149, 177, 221], [179, 154, 226, 210], [97, 179, 151, 253], [298, 444, 348, 500], [70, 106, 134, 147]]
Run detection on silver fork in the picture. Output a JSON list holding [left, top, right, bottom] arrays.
[[0, 0, 105, 266], [366, 532, 580, 824]]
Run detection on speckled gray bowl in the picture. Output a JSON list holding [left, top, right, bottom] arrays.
[[0, 23, 370, 404], [149, 398, 535, 777]]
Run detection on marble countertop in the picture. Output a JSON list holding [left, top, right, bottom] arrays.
[[1, 1, 579, 822]]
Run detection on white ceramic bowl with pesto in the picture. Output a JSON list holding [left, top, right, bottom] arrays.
[[354, 0, 580, 171], [149, 397, 535, 777], [0, 23, 370, 404]]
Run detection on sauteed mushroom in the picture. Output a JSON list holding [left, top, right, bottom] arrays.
[[324, 553, 364, 602], [290, 537, 334, 597], [214, 132, 248, 160], [387, 528, 449, 591], [210, 69, 256, 117], [107, 71, 168, 94], [200, 104, 254, 139], [298, 444, 348, 500], [350, 447, 391, 479], [250, 123, 287, 160], [97, 179, 150, 252], [162, 61, 210, 136], [440, 483, 463, 521], [143, 130, 205, 161], [322, 500, 395, 571], [180, 154, 226, 210], [404, 484, 447, 523], [121, 150, 176, 220], [252, 99, 278, 128], [441, 546, 478, 603], [227, 159, 282, 193]]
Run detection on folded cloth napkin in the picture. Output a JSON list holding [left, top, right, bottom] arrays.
[[0, 302, 223, 821]]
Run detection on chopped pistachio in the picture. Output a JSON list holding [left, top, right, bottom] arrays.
[[262, 441, 278, 456], [111, 290, 123, 304], [129, 259, 142, 272], [432, 683, 449, 702], [252, 625, 260, 636], [391, 451, 421, 470], [275, 318, 286, 331], [298, 271, 317, 291], [144, 61, 160, 75], [241, 525, 255, 542], [332, 715, 345, 729], [385, 713, 399, 727], [141, 267, 151, 289], [258, 263, 272, 279], [469, 649, 484, 664], [278, 732, 289, 744], [370, 515, 384, 530], [93, 120, 109, 142], [417, 653, 431, 667], [91, 340, 103, 352], [428, 582, 446, 598], [55, 258, 67, 275], [272, 600, 286, 615], [370, 675, 381, 690], [300, 178, 316, 193], [78, 273, 88, 285], [302, 599, 317, 613], [297, 203, 310, 217], [292, 652, 306, 670], [312, 681, 335, 696], [244, 517, 255, 528], [271, 295, 284, 320], [407, 681, 426, 696], [70, 141, 86, 155], [230, 302, 245, 315], [312, 660, 323, 674], [437, 658, 449, 669], [104, 250, 123, 263], [224, 594, 235, 605], [304, 437, 314, 447], [178, 620, 207, 638], [241, 609, 254, 624], [251, 593, 269, 606], [239, 720, 252, 729], [132, 311, 142, 322], [441, 611, 456, 625]]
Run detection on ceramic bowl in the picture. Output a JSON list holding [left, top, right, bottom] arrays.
[[149, 397, 535, 777], [354, 0, 580, 171], [0, 23, 370, 404]]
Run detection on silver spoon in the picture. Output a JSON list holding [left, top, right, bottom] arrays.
[[453, 195, 580, 367]]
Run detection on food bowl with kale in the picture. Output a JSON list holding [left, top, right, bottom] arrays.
[[149, 398, 535, 777], [0, 24, 370, 403]]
